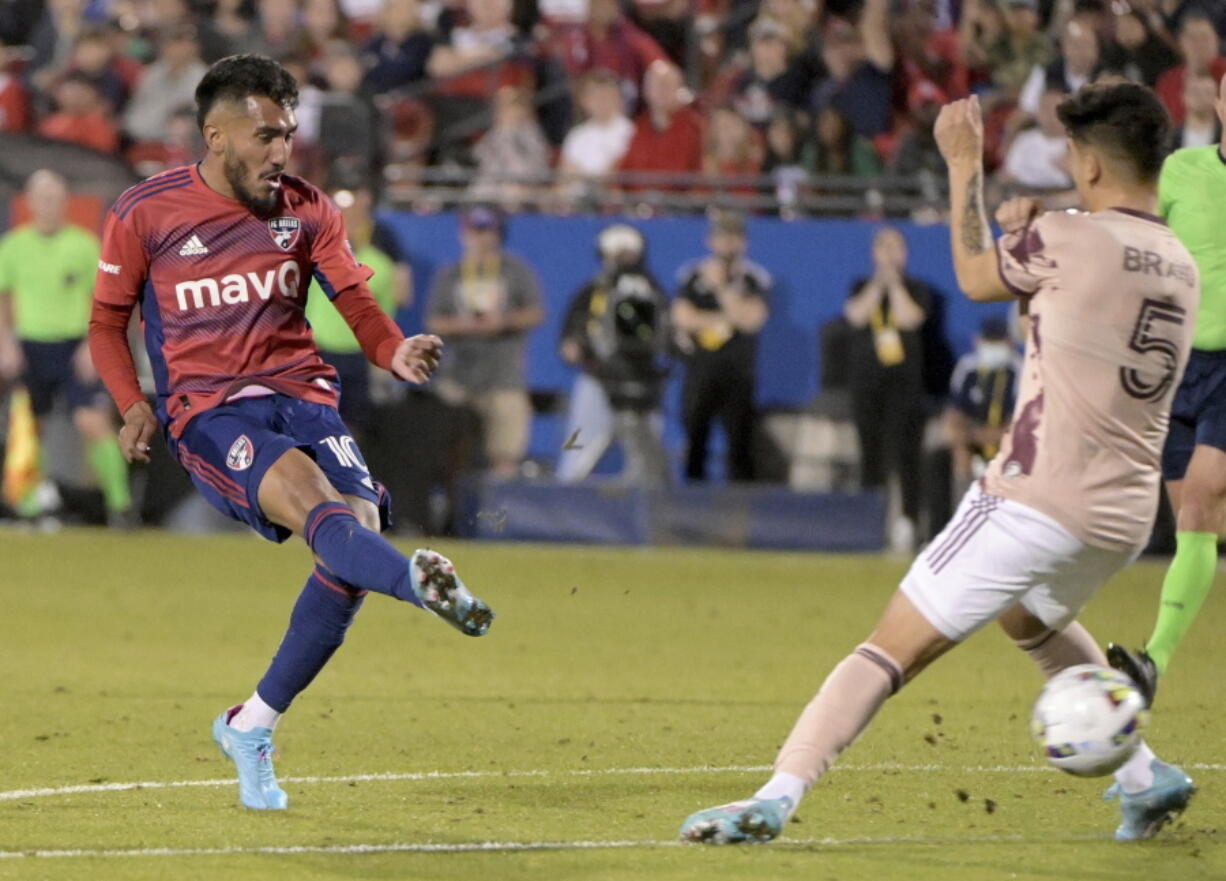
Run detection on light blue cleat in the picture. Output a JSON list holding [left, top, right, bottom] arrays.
[[212, 709, 288, 810], [679, 796, 793, 844], [1104, 760, 1194, 841], [409, 549, 494, 637]]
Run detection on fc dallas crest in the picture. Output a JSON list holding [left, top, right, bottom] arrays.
[[269, 216, 301, 250]]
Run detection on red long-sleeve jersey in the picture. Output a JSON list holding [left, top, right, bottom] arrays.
[[89, 165, 404, 437]]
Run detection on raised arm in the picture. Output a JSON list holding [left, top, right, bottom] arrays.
[[934, 96, 1012, 303], [860, 0, 895, 73]]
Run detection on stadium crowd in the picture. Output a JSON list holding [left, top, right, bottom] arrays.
[[0, 0, 1222, 207], [0, 0, 1221, 545]]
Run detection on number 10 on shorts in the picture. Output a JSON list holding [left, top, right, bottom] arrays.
[[320, 435, 367, 472]]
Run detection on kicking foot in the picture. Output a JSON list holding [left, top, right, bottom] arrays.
[[410, 549, 495, 637], [1104, 760, 1194, 841], [1106, 643, 1159, 708], [212, 708, 288, 810], [679, 796, 793, 845]]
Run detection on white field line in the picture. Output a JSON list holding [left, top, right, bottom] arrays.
[[0, 833, 1110, 860], [2, 761, 1224, 805]]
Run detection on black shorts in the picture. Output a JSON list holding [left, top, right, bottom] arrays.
[[20, 338, 108, 417], [1162, 348, 1226, 481]]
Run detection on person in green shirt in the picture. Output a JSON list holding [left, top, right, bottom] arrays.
[[305, 182, 410, 433], [1109, 74, 1226, 705], [0, 169, 131, 522]]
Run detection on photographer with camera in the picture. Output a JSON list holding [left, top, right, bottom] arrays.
[[557, 224, 671, 486]]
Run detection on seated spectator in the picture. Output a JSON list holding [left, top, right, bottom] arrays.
[[812, 105, 883, 176], [618, 60, 704, 187], [301, 0, 351, 58], [127, 105, 200, 176], [895, 0, 967, 103], [1155, 10, 1226, 125], [123, 24, 208, 144], [1071, 0, 1130, 71], [1113, 6, 1180, 87], [27, 0, 86, 96], [629, 0, 690, 65], [472, 85, 552, 204], [957, 0, 1008, 92], [811, 0, 895, 140], [763, 109, 812, 206], [255, 0, 308, 58], [945, 316, 1020, 495], [724, 17, 816, 129], [314, 40, 382, 176], [426, 0, 520, 84], [890, 81, 947, 179], [61, 26, 128, 113], [981, 0, 1055, 97], [547, 0, 668, 107], [1018, 18, 1106, 115], [361, 0, 434, 93], [198, 0, 267, 61], [558, 69, 635, 182], [0, 43, 30, 132], [37, 71, 118, 153], [1173, 71, 1222, 149], [1000, 87, 1071, 190], [702, 105, 764, 193]]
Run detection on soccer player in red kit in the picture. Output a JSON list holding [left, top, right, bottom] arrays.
[[88, 55, 494, 811]]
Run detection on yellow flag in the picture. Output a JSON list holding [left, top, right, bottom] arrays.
[[3, 387, 41, 509]]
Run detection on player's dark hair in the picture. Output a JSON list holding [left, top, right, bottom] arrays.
[[195, 54, 299, 130], [1056, 82, 1171, 184]]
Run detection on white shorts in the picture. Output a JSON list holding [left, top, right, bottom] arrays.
[[900, 484, 1138, 641]]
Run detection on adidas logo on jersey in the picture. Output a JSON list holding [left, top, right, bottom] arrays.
[[178, 235, 209, 257]]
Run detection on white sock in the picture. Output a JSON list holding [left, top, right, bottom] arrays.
[[228, 691, 282, 733], [1113, 741, 1157, 794], [754, 771, 808, 813]]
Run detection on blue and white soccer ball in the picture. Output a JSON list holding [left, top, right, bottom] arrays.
[[1030, 664, 1149, 777]]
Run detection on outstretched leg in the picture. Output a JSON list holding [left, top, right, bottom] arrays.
[[258, 448, 493, 636], [680, 591, 956, 844]]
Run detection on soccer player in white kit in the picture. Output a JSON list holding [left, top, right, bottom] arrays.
[[680, 83, 1198, 845]]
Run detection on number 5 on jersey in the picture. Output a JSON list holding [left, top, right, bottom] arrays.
[[1120, 299, 1188, 402]]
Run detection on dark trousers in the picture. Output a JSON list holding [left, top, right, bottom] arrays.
[[681, 354, 756, 482], [850, 370, 925, 522]]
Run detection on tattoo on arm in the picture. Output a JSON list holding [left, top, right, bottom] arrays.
[[960, 170, 988, 256]]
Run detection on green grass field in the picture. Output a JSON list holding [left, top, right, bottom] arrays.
[[0, 530, 1222, 880]]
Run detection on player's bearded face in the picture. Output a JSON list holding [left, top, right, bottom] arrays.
[[220, 98, 296, 217], [224, 143, 280, 217]]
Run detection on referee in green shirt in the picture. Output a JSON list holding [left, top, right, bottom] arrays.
[[1109, 74, 1226, 703], [305, 182, 410, 433], [0, 170, 131, 521]]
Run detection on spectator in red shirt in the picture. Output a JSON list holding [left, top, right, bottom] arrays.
[[895, 0, 968, 102], [702, 105, 764, 194], [619, 60, 704, 188], [548, 0, 668, 107], [37, 71, 119, 153], [0, 43, 30, 132], [1155, 10, 1226, 125]]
